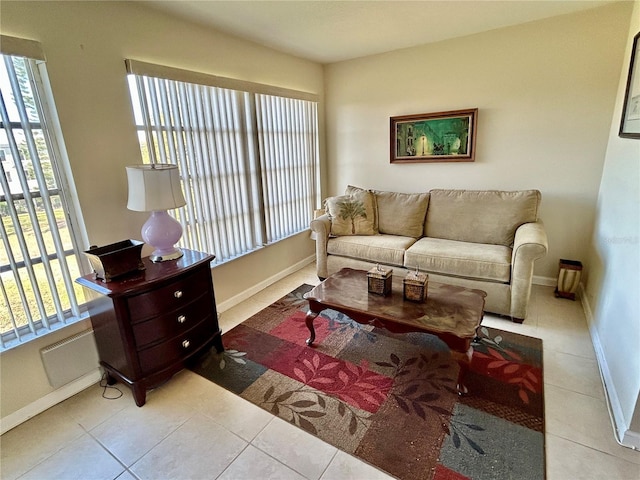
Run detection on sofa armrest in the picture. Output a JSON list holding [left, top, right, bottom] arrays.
[[512, 221, 548, 261], [310, 214, 331, 278], [510, 221, 548, 320]]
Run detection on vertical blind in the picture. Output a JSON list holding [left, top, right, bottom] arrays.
[[126, 60, 320, 263], [0, 36, 86, 349], [256, 94, 319, 244]]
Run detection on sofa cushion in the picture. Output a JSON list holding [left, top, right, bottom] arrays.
[[346, 185, 429, 238], [327, 235, 417, 267], [405, 237, 512, 282], [325, 190, 377, 236], [375, 191, 429, 238], [425, 189, 540, 246]]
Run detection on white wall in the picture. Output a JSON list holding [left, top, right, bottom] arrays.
[[0, 1, 323, 420], [324, 3, 632, 281], [586, 0, 640, 447]]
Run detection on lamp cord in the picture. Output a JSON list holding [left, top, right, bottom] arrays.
[[99, 371, 123, 400]]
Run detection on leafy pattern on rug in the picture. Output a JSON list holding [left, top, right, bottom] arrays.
[[373, 351, 488, 455], [473, 327, 543, 405], [191, 284, 545, 480]]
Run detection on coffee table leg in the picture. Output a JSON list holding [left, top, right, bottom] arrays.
[[305, 311, 318, 346], [451, 346, 473, 396]]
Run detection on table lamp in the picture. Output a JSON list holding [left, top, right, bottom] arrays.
[[126, 164, 186, 262]]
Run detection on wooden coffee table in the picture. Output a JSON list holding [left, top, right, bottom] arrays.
[[304, 268, 486, 395]]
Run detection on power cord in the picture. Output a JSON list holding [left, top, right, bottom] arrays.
[[99, 371, 123, 400]]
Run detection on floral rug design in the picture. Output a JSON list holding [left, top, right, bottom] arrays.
[[190, 285, 545, 480]]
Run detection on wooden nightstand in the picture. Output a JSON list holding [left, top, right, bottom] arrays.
[[76, 248, 223, 406]]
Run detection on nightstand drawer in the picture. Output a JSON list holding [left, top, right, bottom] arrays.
[[131, 293, 212, 349], [127, 267, 211, 321], [138, 318, 214, 373]]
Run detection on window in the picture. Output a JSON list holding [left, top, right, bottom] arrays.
[[126, 60, 320, 264], [0, 36, 87, 350]]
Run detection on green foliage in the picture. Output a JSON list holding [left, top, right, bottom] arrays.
[[336, 199, 366, 234]]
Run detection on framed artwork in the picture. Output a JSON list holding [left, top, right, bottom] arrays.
[[620, 32, 640, 139], [390, 108, 477, 163]]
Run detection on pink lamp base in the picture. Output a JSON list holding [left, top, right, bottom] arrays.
[[141, 211, 184, 262]]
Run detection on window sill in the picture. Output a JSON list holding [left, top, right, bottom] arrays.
[[0, 311, 91, 354]]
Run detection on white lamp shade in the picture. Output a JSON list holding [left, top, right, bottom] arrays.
[[126, 164, 186, 212]]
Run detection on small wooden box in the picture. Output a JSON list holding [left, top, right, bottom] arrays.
[[84, 239, 145, 282], [367, 265, 392, 296], [403, 271, 429, 302]]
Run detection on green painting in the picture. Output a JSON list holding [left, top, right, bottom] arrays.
[[391, 109, 477, 163]]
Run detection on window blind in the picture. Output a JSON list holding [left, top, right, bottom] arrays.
[[0, 36, 86, 350], [127, 61, 320, 264]]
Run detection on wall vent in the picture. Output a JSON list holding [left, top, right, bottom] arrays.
[[40, 329, 100, 389]]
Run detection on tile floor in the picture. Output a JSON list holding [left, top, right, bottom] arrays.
[[2, 264, 639, 480]]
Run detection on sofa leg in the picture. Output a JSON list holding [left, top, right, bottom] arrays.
[[511, 317, 524, 324]]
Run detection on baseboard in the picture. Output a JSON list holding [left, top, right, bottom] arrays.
[[533, 275, 556, 287], [216, 255, 315, 312], [622, 430, 640, 450], [0, 368, 102, 435], [580, 284, 640, 450]]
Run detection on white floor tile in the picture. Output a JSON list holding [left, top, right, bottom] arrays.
[[546, 433, 640, 480], [320, 450, 395, 480], [19, 433, 125, 480], [115, 471, 139, 480], [130, 413, 247, 480], [56, 381, 133, 431], [545, 384, 640, 465], [544, 349, 604, 400], [90, 392, 193, 466], [195, 384, 274, 442], [0, 403, 86, 480], [252, 417, 338, 480], [218, 444, 306, 480]]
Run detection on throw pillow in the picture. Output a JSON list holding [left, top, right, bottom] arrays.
[[345, 184, 378, 231], [325, 190, 377, 236]]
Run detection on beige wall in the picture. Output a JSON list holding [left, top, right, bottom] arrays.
[[0, 1, 323, 419], [586, 0, 640, 446], [324, 2, 632, 281]]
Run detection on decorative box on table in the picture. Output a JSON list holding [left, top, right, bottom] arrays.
[[84, 239, 145, 282], [403, 270, 429, 302], [367, 265, 393, 296]]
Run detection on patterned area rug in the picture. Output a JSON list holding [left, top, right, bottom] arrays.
[[191, 285, 545, 480]]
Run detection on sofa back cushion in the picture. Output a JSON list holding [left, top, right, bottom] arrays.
[[425, 189, 541, 246], [346, 185, 429, 238], [375, 191, 429, 238]]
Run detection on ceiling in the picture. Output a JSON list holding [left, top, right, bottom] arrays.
[[142, 0, 617, 64]]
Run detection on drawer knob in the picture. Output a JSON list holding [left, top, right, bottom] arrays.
[[174, 290, 183, 299], [177, 315, 186, 324], [182, 339, 190, 349]]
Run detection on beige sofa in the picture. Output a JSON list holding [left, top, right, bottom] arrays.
[[310, 186, 548, 323]]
